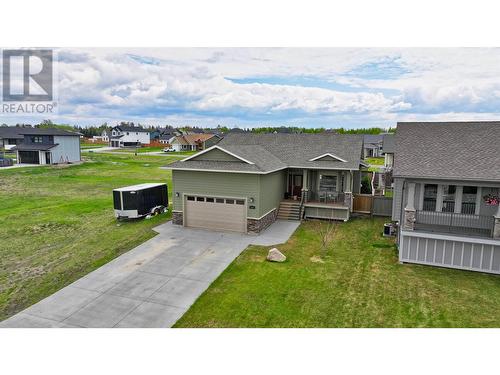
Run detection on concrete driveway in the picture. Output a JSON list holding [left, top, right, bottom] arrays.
[[0, 220, 299, 328]]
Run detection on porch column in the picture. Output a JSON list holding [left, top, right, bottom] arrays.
[[403, 182, 416, 230], [343, 171, 353, 211], [302, 169, 308, 202], [454, 185, 463, 214], [494, 203, 500, 240]]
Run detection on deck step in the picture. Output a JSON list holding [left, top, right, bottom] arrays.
[[277, 200, 302, 221]]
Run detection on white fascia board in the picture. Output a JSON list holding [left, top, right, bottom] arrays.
[[309, 153, 347, 163], [180, 145, 254, 164], [161, 166, 287, 175]]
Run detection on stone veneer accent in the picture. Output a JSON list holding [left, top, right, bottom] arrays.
[[403, 209, 416, 230], [247, 209, 277, 234], [172, 211, 183, 225], [343, 192, 353, 210], [494, 217, 500, 240]]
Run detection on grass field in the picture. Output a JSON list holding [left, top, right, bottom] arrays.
[[365, 157, 384, 165], [110, 146, 164, 153], [0, 152, 180, 321], [176, 218, 500, 328]]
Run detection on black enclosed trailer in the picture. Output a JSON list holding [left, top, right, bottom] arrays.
[[113, 183, 168, 219]]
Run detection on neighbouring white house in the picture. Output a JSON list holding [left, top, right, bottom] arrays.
[[14, 128, 81, 165], [109, 125, 150, 147]]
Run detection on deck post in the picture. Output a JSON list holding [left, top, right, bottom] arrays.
[[494, 204, 500, 239], [403, 182, 416, 230]]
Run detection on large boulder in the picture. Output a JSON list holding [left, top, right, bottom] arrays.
[[267, 248, 286, 262]]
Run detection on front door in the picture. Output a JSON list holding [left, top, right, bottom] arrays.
[[45, 152, 51, 164], [289, 174, 303, 198]]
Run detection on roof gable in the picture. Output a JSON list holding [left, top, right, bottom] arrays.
[[309, 153, 347, 162], [182, 145, 254, 164]]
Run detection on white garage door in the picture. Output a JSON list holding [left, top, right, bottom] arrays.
[[184, 195, 247, 233]]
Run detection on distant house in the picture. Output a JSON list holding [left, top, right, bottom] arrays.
[[91, 128, 110, 143], [157, 127, 179, 145], [381, 133, 395, 169], [393, 121, 500, 275], [170, 134, 221, 152], [14, 128, 81, 165], [0, 127, 25, 150], [363, 134, 384, 158], [109, 125, 150, 147]]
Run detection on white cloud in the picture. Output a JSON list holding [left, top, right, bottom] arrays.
[[4, 48, 500, 127]]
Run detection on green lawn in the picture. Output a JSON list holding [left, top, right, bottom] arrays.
[[0, 152, 181, 321], [365, 157, 384, 165], [176, 218, 500, 328]]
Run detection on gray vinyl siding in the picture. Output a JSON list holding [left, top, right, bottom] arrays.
[[172, 170, 260, 217], [304, 206, 349, 220], [51, 136, 81, 163], [391, 177, 404, 220], [400, 231, 500, 274], [259, 170, 286, 217], [192, 148, 242, 162]]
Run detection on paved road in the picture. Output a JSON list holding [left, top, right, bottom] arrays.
[[82, 147, 181, 156], [0, 220, 299, 328]]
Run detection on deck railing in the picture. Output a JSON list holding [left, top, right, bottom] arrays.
[[415, 210, 495, 238], [304, 190, 345, 205]]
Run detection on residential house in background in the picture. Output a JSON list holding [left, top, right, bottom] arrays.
[[363, 134, 384, 158], [158, 127, 179, 145], [91, 128, 110, 143], [109, 125, 150, 147], [165, 133, 365, 234], [14, 128, 81, 165], [393, 121, 500, 274], [170, 133, 221, 152], [0, 127, 25, 150], [381, 133, 395, 170]]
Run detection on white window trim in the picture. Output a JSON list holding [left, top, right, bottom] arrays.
[[309, 153, 347, 163], [181, 145, 255, 164], [422, 183, 483, 215]]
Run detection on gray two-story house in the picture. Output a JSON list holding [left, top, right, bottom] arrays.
[[15, 128, 81, 165], [393, 122, 500, 274]]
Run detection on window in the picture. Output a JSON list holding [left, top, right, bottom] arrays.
[[462, 186, 477, 214], [235, 200, 245, 205], [31, 136, 42, 143], [441, 185, 456, 212], [206, 197, 215, 203], [319, 175, 337, 191], [196, 197, 204, 202], [215, 198, 224, 203], [187, 196, 195, 201], [226, 199, 235, 204], [423, 184, 437, 211]]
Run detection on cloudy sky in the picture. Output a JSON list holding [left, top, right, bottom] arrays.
[[3, 48, 500, 128]]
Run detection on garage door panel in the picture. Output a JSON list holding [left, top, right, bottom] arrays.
[[185, 198, 246, 233]]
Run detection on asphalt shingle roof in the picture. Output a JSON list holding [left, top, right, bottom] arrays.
[[1, 127, 80, 137], [19, 128, 80, 136], [166, 133, 364, 174], [382, 134, 395, 153], [393, 121, 500, 182], [0, 127, 25, 139]]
